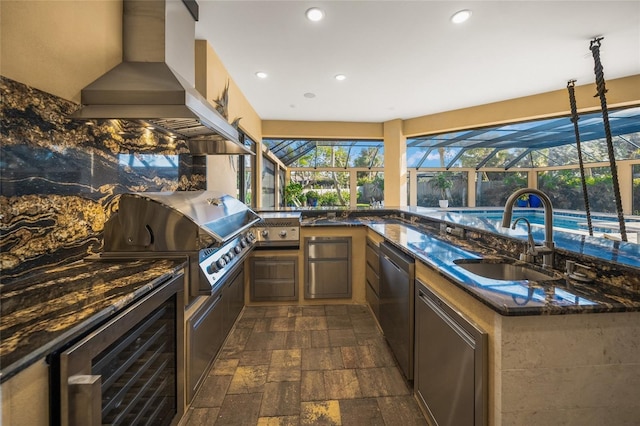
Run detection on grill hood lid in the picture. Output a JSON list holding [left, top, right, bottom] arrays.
[[69, 0, 252, 156]]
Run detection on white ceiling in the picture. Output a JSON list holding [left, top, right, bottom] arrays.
[[195, 1, 640, 123]]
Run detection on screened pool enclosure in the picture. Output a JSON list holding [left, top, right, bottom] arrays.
[[263, 106, 640, 217]]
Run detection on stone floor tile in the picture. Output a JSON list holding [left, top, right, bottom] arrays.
[[268, 349, 302, 382], [347, 305, 370, 317], [301, 347, 344, 370], [244, 331, 288, 351], [264, 305, 293, 318], [310, 330, 330, 347], [286, 330, 313, 349], [323, 369, 362, 399], [268, 366, 302, 382], [324, 305, 348, 316], [271, 349, 302, 367], [183, 407, 220, 426], [223, 327, 252, 351], [242, 306, 268, 318], [328, 329, 358, 347], [295, 316, 328, 331], [209, 358, 239, 376], [367, 342, 398, 367], [270, 316, 297, 332], [191, 375, 232, 408], [357, 367, 411, 397], [259, 381, 301, 417], [300, 400, 342, 425], [302, 306, 327, 317], [253, 317, 272, 332], [339, 398, 385, 426], [227, 365, 268, 394], [257, 416, 300, 426], [377, 396, 428, 426], [288, 306, 304, 317], [351, 316, 380, 333], [216, 393, 263, 425], [235, 316, 257, 329], [354, 329, 387, 347], [301, 370, 327, 401], [239, 349, 272, 366], [326, 314, 353, 330], [340, 346, 377, 369]]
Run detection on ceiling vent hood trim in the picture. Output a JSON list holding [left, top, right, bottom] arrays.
[[68, 0, 253, 156]]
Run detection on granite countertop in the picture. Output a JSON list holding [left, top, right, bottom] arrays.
[[366, 222, 640, 316], [0, 257, 187, 383], [297, 210, 640, 315]]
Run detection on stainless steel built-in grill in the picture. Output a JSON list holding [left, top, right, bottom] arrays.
[[253, 211, 302, 248], [103, 190, 260, 302]]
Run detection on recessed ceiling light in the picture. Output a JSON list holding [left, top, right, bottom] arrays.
[[303, 92, 316, 99], [306, 7, 325, 22], [334, 74, 346, 81], [451, 9, 472, 24], [255, 71, 268, 79]]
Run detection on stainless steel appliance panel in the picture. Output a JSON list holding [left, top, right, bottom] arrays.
[[58, 274, 184, 426], [379, 242, 415, 380], [186, 293, 224, 402], [223, 267, 245, 332], [306, 239, 350, 259], [366, 240, 380, 275], [250, 256, 298, 301], [304, 237, 352, 299], [366, 263, 380, 296], [415, 280, 487, 426], [306, 261, 351, 299]]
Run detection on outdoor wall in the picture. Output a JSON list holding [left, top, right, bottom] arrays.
[[0, 0, 122, 103], [403, 74, 640, 137]]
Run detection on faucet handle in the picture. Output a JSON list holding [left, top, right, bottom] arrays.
[[565, 260, 593, 282]]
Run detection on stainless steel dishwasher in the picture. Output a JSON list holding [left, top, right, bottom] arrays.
[[379, 242, 415, 381], [415, 279, 488, 426]]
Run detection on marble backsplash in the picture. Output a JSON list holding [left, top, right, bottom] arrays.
[[0, 76, 206, 284]]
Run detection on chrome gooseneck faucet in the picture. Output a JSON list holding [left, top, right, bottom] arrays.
[[502, 188, 555, 268]]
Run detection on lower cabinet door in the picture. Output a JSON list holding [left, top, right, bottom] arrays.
[[250, 256, 298, 301], [187, 294, 223, 402], [306, 260, 351, 299]]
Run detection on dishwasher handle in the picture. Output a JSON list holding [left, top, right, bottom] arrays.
[[381, 253, 403, 272]]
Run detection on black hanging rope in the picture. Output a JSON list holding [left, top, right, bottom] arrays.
[[567, 80, 594, 236], [590, 37, 627, 241]]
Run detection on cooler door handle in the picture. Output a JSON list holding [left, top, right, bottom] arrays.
[[68, 375, 102, 426]]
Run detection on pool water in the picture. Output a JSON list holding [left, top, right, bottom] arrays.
[[448, 209, 640, 235]]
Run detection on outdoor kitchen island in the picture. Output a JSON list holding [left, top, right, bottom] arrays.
[[273, 208, 640, 425]]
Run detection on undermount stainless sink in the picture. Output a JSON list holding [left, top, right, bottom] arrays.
[[454, 259, 561, 282]]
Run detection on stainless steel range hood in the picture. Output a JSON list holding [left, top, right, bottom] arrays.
[[69, 0, 252, 156]]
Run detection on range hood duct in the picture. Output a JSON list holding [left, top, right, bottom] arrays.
[[69, 0, 252, 156]]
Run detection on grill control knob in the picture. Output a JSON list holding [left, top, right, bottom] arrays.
[[279, 230, 288, 238], [226, 252, 234, 260], [234, 245, 242, 254], [261, 230, 269, 238], [216, 258, 226, 269], [206, 262, 217, 274], [247, 232, 256, 241], [240, 238, 248, 248]]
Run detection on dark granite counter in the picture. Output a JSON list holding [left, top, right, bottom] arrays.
[[366, 222, 640, 316], [0, 257, 186, 383], [297, 209, 640, 316]]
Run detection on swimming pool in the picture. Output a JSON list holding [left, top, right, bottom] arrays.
[[447, 209, 640, 236]]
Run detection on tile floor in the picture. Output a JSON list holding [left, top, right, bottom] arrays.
[[183, 304, 428, 426]]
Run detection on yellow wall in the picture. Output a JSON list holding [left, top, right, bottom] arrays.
[[263, 120, 383, 140], [0, 0, 122, 103], [195, 40, 262, 143], [404, 75, 640, 137]]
